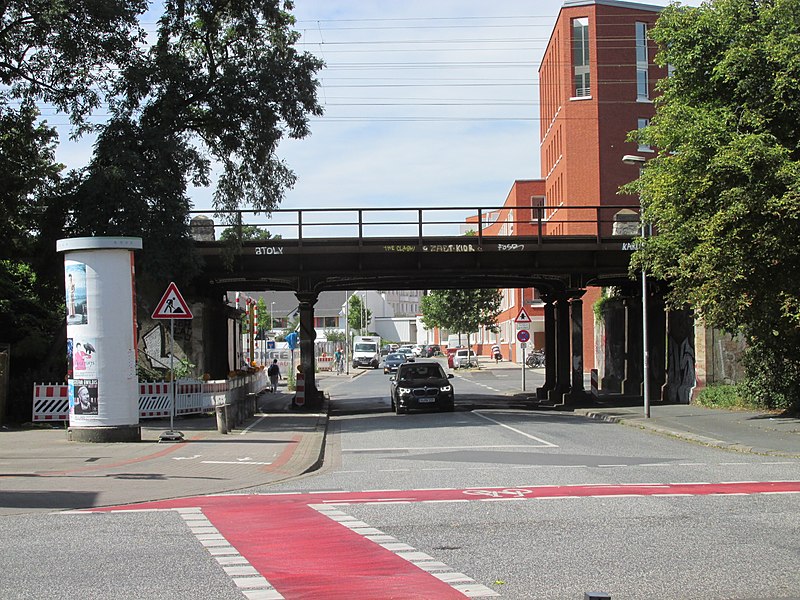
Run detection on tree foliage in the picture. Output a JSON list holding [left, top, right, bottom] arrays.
[[420, 289, 502, 337], [629, 0, 800, 409], [347, 294, 372, 334]]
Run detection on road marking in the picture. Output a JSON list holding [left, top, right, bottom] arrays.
[[201, 460, 272, 465], [239, 415, 268, 435], [343, 444, 537, 452], [471, 411, 559, 447], [311, 504, 501, 597]]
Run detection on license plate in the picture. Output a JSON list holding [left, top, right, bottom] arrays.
[[418, 398, 436, 403]]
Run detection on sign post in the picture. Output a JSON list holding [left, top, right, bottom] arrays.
[[152, 282, 193, 442], [515, 309, 532, 392]]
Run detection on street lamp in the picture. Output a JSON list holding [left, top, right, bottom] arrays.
[[270, 301, 275, 335], [622, 154, 650, 418]]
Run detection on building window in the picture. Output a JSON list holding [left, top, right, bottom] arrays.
[[572, 18, 590, 98], [637, 118, 653, 152], [636, 22, 649, 100]]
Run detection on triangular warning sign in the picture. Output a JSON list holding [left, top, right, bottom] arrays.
[[514, 308, 532, 323], [152, 282, 193, 319]]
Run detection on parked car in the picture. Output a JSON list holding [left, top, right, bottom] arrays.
[[446, 347, 459, 368], [423, 344, 442, 358], [411, 345, 424, 356], [383, 352, 406, 374], [452, 349, 478, 369], [390, 360, 455, 414], [396, 347, 416, 362]]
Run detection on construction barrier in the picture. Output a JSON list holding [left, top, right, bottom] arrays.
[[294, 372, 305, 407], [316, 356, 334, 371], [31, 371, 268, 423], [32, 384, 70, 422], [591, 369, 599, 399]]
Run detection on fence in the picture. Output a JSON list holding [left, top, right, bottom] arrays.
[[32, 371, 267, 423]]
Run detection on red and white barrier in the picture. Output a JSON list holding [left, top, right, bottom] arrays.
[[32, 384, 70, 422], [295, 372, 305, 407], [31, 371, 269, 422]]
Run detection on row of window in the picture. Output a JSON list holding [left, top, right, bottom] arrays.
[[571, 18, 652, 101]]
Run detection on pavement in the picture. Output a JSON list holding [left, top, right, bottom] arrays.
[[2, 361, 799, 516]]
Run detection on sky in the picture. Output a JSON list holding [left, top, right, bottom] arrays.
[[53, 0, 701, 215]]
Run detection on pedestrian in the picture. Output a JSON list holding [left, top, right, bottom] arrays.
[[492, 343, 501, 363], [334, 347, 343, 374], [268, 359, 281, 392]]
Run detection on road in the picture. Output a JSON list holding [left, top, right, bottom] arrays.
[[3, 366, 799, 599]]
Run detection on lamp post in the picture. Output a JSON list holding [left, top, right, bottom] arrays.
[[622, 154, 650, 418]]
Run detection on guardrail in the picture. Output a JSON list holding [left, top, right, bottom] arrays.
[[189, 204, 643, 245], [32, 372, 267, 423]]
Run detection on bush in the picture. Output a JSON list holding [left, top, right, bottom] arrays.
[[741, 339, 800, 414]]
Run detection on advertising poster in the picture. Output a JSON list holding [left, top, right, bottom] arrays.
[[69, 379, 99, 416], [65, 261, 89, 325], [67, 337, 98, 379]]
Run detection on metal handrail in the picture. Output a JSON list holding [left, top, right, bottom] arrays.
[[189, 204, 642, 243]]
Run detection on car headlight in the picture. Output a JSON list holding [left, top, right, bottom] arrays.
[[440, 385, 452, 392], [398, 387, 411, 395]]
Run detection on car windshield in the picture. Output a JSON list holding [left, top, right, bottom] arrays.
[[387, 353, 403, 360], [355, 343, 376, 352], [399, 364, 444, 380]]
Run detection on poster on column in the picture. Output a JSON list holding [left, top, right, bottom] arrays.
[[64, 261, 89, 326], [69, 379, 99, 416], [67, 336, 99, 379]]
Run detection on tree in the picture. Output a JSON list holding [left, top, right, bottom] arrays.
[[68, 0, 323, 289], [347, 295, 372, 335], [420, 289, 502, 350], [0, 2, 149, 418], [629, 0, 800, 409], [220, 226, 281, 242]]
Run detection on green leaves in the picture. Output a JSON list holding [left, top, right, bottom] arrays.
[[639, 0, 800, 409], [420, 289, 502, 335]]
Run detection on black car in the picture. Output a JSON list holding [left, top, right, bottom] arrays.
[[389, 360, 455, 414], [383, 352, 406, 374]]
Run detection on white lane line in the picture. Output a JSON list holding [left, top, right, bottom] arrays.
[[343, 445, 536, 452], [240, 415, 268, 435], [201, 460, 272, 465], [311, 505, 501, 597], [471, 411, 559, 447]]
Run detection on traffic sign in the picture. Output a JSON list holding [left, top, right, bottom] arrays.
[[514, 308, 531, 323], [517, 329, 530, 343], [152, 282, 193, 319]]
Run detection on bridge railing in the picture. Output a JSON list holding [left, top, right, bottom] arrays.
[[190, 205, 642, 243]]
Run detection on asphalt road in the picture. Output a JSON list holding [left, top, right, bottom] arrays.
[[265, 368, 800, 598]]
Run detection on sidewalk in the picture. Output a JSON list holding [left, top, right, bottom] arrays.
[[0, 387, 328, 516]]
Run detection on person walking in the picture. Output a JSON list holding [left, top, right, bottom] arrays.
[[334, 347, 343, 375], [268, 359, 281, 392], [491, 343, 501, 363]]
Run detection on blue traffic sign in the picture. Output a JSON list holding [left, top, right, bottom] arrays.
[[516, 329, 530, 343]]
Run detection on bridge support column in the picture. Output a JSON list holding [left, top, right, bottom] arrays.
[[296, 290, 323, 410], [548, 292, 571, 405], [621, 295, 643, 396], [563, 291, 587, 405], [536, 295, 556, 400]]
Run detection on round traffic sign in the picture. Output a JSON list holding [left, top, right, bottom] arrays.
[[517, 329, 530, 343]]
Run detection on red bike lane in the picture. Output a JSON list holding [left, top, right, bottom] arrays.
[[92, 481, 800, 599]]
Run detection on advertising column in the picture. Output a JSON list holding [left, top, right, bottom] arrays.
[[56, 237, 143, 442]]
